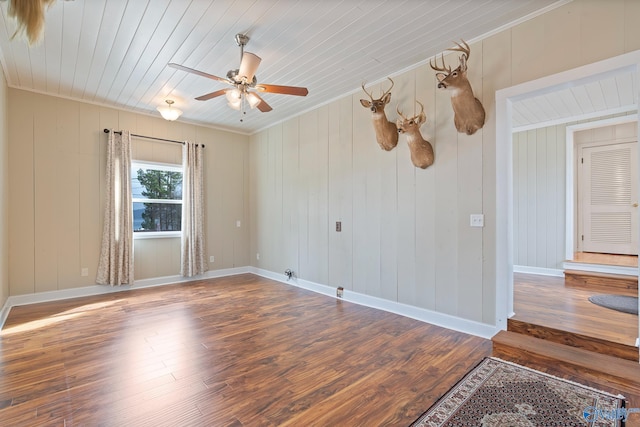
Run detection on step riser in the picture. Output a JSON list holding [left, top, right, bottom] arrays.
[[492, 331, 640, 391], [564, 270, 638, 292], [508, 319, 638, 362]]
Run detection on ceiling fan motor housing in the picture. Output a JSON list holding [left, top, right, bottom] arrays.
[[226, 69, 257, 86]]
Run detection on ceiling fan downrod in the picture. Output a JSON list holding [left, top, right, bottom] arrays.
[[235, 33, 249, 63]]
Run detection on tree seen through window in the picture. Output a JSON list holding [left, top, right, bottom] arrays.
[[132, 164, 182, 233]]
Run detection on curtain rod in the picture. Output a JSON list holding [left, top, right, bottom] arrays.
[[103, 129, 205, 148]]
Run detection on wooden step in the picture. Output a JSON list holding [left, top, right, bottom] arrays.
[[564, 269, 638, 292], [508, 318, 638, 362], [492, 330, 640, 393]]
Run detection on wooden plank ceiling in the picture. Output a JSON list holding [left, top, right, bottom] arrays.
[[0, 0, 590, 134], [512, 71, 639, 131]]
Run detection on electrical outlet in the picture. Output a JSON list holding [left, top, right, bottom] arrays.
[[470, 214, 484, 227], [336, 221, 342, 232], [236, 220, 241, 228], [256, 253, 260, 260], [81, 267, 89, 277], [209, 256, 215, 263]]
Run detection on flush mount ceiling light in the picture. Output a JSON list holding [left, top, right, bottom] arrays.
[[157, 99, 182, 121], [168, 33, 308, 122]]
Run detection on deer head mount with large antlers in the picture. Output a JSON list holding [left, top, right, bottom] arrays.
[[360, 78, 398, 151], [397, 101, 434, 169], [430, 40, 485, 135]]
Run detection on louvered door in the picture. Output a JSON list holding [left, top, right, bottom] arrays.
[[581, 142, 638, 255]]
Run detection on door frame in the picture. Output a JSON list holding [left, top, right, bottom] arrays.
[[567, 116, 639, 259], [495, 49, 640, 332]]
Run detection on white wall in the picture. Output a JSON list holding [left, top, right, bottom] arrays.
[[513, 126, 567, 270], [249, 0, 640, 326], [8, 89, 250, 295]]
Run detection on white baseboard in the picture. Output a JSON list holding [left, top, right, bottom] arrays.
[[0, 298, 11, 330], [250, 267, 499, 339], [513, 265, 564, 277], [0, 266, 250, 329]]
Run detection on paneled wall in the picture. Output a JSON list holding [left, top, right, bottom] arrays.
[[8, 89, 250, 295], [249, 0, 640, 325], [513, 125, 567, 270], [0, 64, 8, 307]]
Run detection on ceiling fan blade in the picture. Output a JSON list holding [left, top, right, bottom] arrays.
[[238, 52, 261, 82], [168, 63, 231, 84], [256, 84, 309, 96], [195, 89, 228, 101], [252, 93, 273, 112]]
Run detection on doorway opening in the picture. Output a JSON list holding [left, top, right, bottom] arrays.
[[495, 50, 640, 358]]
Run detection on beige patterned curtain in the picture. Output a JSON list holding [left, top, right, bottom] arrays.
[[181, 142, 207, 277], [96, 130, 134, 286]]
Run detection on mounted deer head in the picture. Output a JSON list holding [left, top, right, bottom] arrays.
[[430, 40, 485, 135], [396, 101, 434, 169], [8, 0, 55, 45], [360, 78, 398, 151]]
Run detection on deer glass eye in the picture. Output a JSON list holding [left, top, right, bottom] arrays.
[[409, 120, 414, 125], [452, 71, 458, 77]]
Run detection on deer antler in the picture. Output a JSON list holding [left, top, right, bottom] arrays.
[[361, 81, 374, 101], [429, 54, 451, 73], [381, 77, 394, 98], [449, 39, 470, 60], [396, 105, 407, 120], [415, 100, 426, 124], [362, 77, 394, 100]]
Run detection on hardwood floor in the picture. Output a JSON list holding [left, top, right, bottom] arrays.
[[0, 274, 492, 426], [3, 273, 639, 426], [512, 272, 638, 348]]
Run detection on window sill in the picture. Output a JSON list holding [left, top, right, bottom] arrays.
[[134, 232, 181, 240]]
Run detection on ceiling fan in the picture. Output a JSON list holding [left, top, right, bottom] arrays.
[[169, 33, 309, 120]]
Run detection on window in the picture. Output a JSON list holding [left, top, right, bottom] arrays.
[[132, 161, 182, 238]]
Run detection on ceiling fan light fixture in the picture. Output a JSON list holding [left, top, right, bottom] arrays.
[[226, 88, 243, 110], [238, 52, 261, 82], [225, 88, 241, 102], [157, 99, 182, 121], [246, 92, 261, 109], [228, 100, 242, 110]]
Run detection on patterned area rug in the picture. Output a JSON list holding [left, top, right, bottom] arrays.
[[411, 357, 625, 427]]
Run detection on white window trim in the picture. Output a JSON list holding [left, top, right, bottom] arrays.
[[134, 231, 181, 239], [132, 160, 183, 240]]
